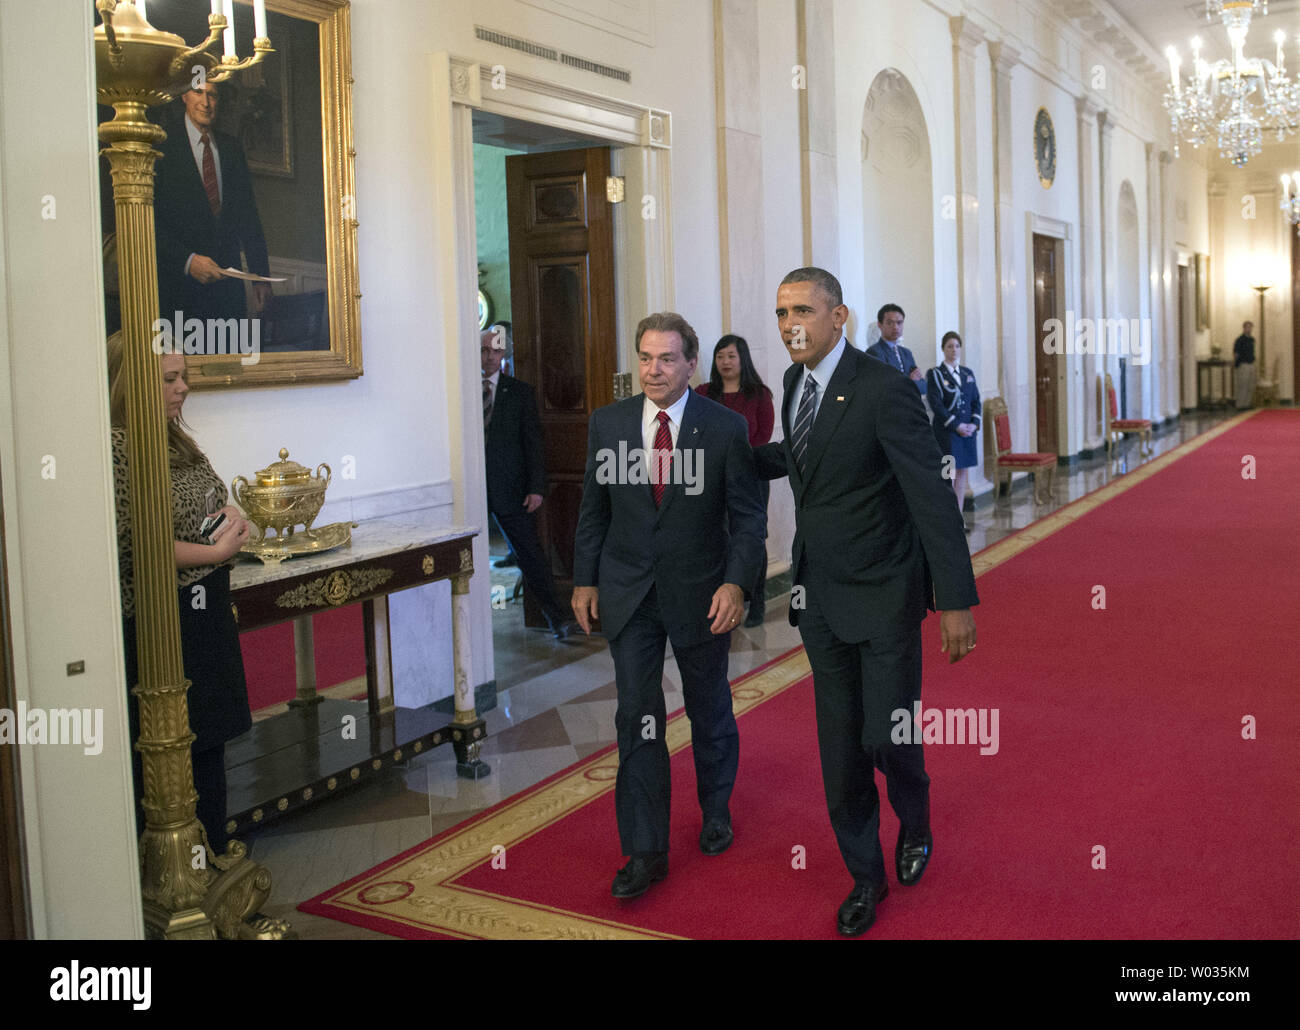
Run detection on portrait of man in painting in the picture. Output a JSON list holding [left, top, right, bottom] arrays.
[[97, 0, 359, 388]]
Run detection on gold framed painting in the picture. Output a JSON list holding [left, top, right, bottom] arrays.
[[1195, 253, 1210, 331], [97, 0, 361, 389]]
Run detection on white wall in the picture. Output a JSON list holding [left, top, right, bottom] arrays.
[[0, 1, 142, 938]]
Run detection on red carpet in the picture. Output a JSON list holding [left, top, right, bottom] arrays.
[[301, 411, 1300, 938], [241, 604, 366, 711]]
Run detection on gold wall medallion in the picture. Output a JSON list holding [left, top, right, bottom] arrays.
[[1034, 107, 1056, 189]]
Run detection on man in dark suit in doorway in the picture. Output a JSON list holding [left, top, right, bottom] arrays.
[[754, 268, 978, 936], [482, 325, 575, 639], [572, 312, 765, 899], [154, 82, 271, 324]]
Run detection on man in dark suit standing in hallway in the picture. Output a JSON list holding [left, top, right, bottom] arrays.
[[482, 325, 574, 639], [866, 303, 926, 396], [572, 312, 765, 899], [154, 82, 271, 324], [754, 268, 978, 936]]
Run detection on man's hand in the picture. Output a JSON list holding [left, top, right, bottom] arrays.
[[251, 281, 273, 315], [707, 582, 745, 634], [571, 586, 599, 635], [939, 608, 977, 663], [189, 254, 225, 284], [523, 493, 543, 514], [909, 367, 925, 382]]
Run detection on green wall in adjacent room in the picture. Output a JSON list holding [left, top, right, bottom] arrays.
[[474, 142, 523, 335]]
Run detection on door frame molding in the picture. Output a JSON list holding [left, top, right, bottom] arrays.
[[1026, 213, 1075, 455], [430, 53, 674, 688]]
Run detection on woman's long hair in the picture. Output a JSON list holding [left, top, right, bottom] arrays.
[[106, 331, 206, 468], [704, 334, 768, 401]]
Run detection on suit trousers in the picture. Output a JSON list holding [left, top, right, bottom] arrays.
[[608, 586, 738, 855], [491, 507, 568, 629], [798, 585, 929, 888]]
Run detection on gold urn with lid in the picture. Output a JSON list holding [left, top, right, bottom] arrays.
[[232, 448, 332, 540]]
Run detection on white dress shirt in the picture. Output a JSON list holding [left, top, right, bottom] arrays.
[[787, 336, 848, 432], [642, 388, 689, 455], [183, 115, 223, 278]]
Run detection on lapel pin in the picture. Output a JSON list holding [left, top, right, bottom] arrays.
[[836, 396, 845, 402]]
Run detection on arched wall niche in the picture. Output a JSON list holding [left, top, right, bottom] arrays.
[[860, 69, 936, 363]]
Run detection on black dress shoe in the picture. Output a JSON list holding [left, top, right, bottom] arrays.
[[699, 817, 733, 856], [837, 881, 888, 936], [611, 853, 668, 898], [895, 826, 933, 885], [551, 618, 578, 641], [493, 553, 518, 568]]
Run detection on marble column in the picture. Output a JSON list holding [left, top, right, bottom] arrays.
[[1208, 180, 1228, 360], [988, 40, 1021, 406], [1098, 109, 1115, 434], [1075, 94, 1104, 447], [1144, 140, 1162, 420], [949, 16, 986, 341], [714, 0, 768, 350], [798, 0, 838, 270]]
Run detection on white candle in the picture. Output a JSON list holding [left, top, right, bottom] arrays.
[[1166, 47, 1181, 94], [211, 0, 222, 14], [254, 0, 268, 40], [1274, 31, 1286, 74], [222, 0, 235, 58]]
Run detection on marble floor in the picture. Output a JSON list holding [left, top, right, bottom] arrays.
[[243, 412, 1234, 939]]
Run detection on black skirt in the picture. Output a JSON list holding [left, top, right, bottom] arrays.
[[123, 565, 252, 753]]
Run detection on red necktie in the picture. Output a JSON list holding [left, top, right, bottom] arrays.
[[200, 132, 220, 215], [652, 410, 672, 507]]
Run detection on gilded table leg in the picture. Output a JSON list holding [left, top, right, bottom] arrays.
[[451, 573, 490, 779], [287, 615, 323, 708]]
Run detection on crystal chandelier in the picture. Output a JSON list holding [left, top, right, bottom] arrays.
[[1164, 1, 1300, 166], [1283, 172, 1300, 232]]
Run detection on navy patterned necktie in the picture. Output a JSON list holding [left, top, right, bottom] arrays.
[[791, 374, 818, 475]]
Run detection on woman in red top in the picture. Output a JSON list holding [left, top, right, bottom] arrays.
[[697, 334, 774, 627]]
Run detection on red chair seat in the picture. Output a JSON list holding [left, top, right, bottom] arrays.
[[1111, 419, 1151, 430], [999, 453, 1055, 467]]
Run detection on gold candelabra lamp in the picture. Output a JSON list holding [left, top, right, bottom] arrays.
[[95, 0, 289, 940]]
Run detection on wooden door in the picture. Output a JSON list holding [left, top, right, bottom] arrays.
[[506, 148, 616, 627], [1032, 233, 1060, 455]]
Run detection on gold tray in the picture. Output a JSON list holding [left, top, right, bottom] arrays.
[[240, 520, 355, 565]]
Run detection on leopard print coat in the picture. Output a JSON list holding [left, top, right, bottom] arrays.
[[111, 426, 229, 619]]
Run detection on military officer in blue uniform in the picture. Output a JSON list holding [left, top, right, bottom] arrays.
[[925, 331, 982, 520]]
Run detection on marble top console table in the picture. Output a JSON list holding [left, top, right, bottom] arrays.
[[223, 515, 487, 837]]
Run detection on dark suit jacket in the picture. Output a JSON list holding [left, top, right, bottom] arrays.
[[154, 119, 270, 322], [573, 391, 766, 648], [484, 374, 547, 513], [754, 344, 977, 643], [866, 339, 926, 395]]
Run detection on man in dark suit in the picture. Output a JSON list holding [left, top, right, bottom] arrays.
[[481, 326, 574, 639], [154, 83, 271, 325], [754, 268, 978, 935], [866, 303, 926, 395], [572, 312, 765, 899]]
